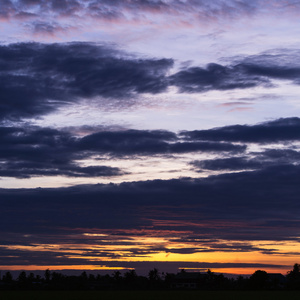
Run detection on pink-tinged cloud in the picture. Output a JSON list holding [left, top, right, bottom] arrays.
[[1, 0, 300, 38]]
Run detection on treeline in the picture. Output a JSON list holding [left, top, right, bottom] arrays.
[[0, 264, 300, 291]]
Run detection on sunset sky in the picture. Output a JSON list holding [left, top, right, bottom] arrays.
[[1, 0, 300, 276]]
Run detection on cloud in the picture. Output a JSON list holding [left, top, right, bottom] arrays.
[[30, 21, 70, 34], [235, 49, 300, 84], [0, 243, 289, 273], [191, 157, 263, 171], [261, 148, 300, 160], [2, 118, 300, 179], [0, 162, 122, 178], [1, 163, 300, 238], [191, 148, 300, 172], [78, 130, 245, 155], [5, 1, 300, 24], [181, 117, 300, 143], [0, 126, 123, 178], [1, 163, 300, 267], [78, 129, 177, 155], [0, 125, 245, 178], [169, 63, 270, 92], [0, 42, 173, 121], [2, 42, 300, 122], [0, 0, 14, 19], [169, 49, 300, 92], [169, 55, 300, 93]]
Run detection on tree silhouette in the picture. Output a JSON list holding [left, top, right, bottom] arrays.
[[148, 268, 162, 289], [0, 263, 299, 291], [287, 263, 300, 289], [148, 268, 160, 281], [44, 269, 51, 283], [249, 270, 269, 290], [124, 269, 137, 282], [28, 272, 35, 283], [2, 271, 13, 283], [17, 271, 27, 282]]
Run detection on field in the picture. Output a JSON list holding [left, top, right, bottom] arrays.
[[0, 290, 300, 300]]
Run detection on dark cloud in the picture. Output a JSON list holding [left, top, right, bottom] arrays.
[[181, 117, 300, 143], [0, 42, 173, 121], [0, 125, 245, 178], [234, 50, 300, 85], [261, 149, 300, 160], [78, 130, 177, 155], [0, 126, 123, 178], [2, 118, 300, 179], [170, 141, 246, 153], [1, 163, 300, 267], [191, 148, 300, 172], [2, 42, 300, 122], [242, 63, 300, 82], [169, 61, 300, 93], [169, 63, 270, 92], [191, 157, 263, 171], [125, 242, 276, 255], [0, 161, 122, 178], [78, 130, 245, 155], [169, 49, 300, 92], [1, 164, 300, 238], [0, 246, 288, 274]]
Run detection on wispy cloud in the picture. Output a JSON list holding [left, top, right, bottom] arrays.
[[3, 1, 300, 35]]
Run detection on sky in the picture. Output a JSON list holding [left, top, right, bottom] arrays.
[[0, 0, 300, 276]]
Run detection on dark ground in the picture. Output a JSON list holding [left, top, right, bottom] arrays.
[[1, 291, 300, 300]]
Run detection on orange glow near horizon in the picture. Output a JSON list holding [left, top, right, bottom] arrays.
[[1, 231, 299, 275], [0, 264, 292, 276], [183, 267, 291, 276]]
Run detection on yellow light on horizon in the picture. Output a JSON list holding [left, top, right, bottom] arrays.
[[0, 265, 133, 271]]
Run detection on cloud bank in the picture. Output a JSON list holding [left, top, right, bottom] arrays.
[[0, 118, 300, 179], [1, 43, 300, 122], [0, 162, 299, 267], [0, 42, 173, 120]]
